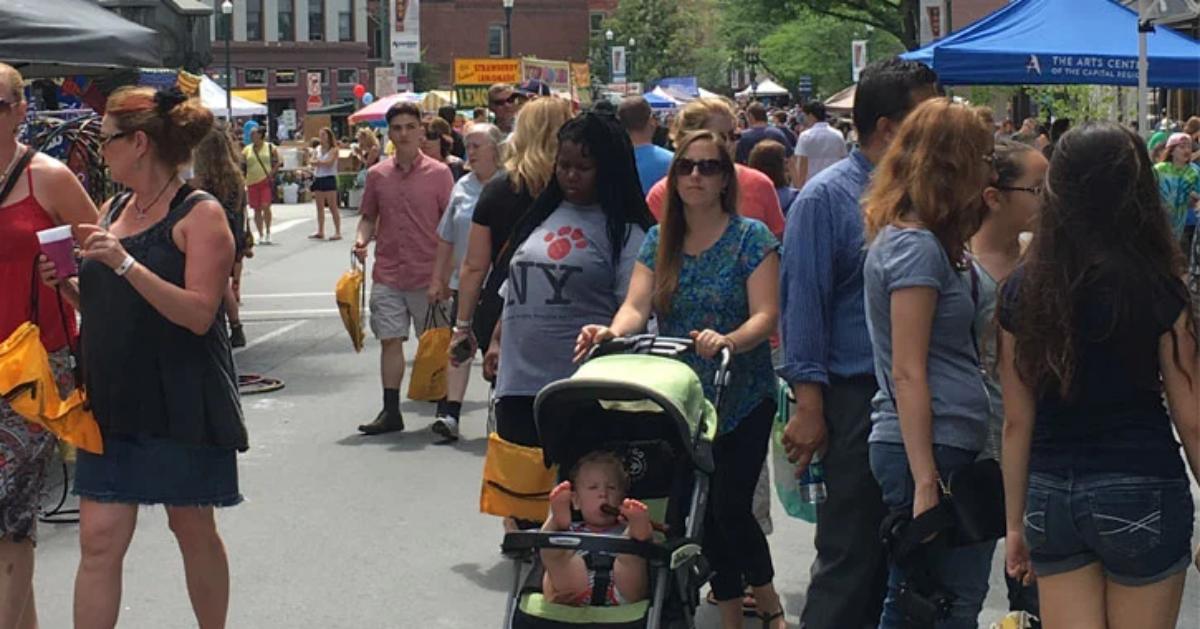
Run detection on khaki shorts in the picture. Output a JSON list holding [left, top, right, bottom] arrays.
[[369, 283, 432, 341]]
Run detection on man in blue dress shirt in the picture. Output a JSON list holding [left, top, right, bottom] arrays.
[[778, 58, 941, 629]]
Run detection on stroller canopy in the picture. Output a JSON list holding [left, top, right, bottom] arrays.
[[535, 354, 718, 471]]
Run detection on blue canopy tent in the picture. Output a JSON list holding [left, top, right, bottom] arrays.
[[901, 0, 1200, 88], [643, 88, 681, 110]]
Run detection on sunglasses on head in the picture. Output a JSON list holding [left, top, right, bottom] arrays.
[[98, 130, 133, 147], [673, 158, 723, 177]]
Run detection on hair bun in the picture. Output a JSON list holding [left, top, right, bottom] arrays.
[[154, 86, 187, 116]]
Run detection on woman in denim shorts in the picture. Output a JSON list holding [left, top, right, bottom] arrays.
[[998, 123, 1200, 628]]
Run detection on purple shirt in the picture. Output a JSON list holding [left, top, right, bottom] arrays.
[[361, 152, 454, 291]]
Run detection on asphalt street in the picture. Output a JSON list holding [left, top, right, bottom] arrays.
[[32, 203, 1200, 628]]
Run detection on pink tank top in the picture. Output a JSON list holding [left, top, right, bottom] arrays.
[[0, 162, 77, 352]]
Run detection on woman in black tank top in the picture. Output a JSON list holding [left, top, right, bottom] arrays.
[[38, 86, 245, 629]]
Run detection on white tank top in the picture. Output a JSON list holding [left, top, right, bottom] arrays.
[[314, 147, 338, 178]]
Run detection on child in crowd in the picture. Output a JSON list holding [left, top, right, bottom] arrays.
[[541, 451, 652, 607]]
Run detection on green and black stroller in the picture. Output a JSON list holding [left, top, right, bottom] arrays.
[[500, 335, 730, 629]]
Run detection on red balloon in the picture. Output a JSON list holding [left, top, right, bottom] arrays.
[[353, 84, 366, 98]]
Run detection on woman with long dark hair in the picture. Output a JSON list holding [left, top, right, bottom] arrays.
[[861, 98, 997, 628], [575, 129, 784, 628], [487, 112, 654, 528], [191, 122, 249, 347], [1000, 123, 1200, 629], [450, 97, 572, 369]]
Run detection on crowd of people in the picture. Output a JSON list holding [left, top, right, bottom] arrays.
[[0, 52, 1198, 629]]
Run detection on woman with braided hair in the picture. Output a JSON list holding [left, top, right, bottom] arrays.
[[38, 86, 246, 629]]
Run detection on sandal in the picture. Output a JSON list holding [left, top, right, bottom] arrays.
[[759, 609, 786, 629]]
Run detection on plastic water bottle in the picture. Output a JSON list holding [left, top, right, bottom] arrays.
[[798, 459, 827, 504]]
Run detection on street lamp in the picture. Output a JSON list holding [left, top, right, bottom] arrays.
[[502, 0, 514, 58], [744, 45, 760, 102], [605, 29, 614, 84], [221, 0, 233, 122]]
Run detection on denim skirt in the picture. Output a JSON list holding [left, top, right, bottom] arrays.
[[74, 434, 243, 507]]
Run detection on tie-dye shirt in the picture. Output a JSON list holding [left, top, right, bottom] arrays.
[[1154, 161, 1200, 237]]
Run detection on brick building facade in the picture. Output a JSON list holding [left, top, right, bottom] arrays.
[[420, 0, 591, 87]]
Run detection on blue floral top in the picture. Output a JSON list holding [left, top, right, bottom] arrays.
[[638, 216, 780, 433]]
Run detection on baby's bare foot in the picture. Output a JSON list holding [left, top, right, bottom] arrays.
[[620, 498, 652, 541], [545, 481, 573, 531]]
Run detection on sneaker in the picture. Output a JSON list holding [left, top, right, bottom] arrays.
[[432, 415, 459, 442], [229, 323, 246, 348], [358, 410, 404, 435]]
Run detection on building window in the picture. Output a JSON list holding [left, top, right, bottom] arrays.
[[589, 12, 604, 36], [246, 0, 263, 40], [337, 69, 359, 85], [487, 24, 504, 57], [278, 0, 295, 41], [309, 0, 325, 41], [275, 69, 298, 85], [336, 0, 353, 42], [244, 69, 267, 86]]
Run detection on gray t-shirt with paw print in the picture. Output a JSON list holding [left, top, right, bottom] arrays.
[[495, 201, 645, 398]]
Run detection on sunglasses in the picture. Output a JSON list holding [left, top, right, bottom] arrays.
[[673, 158, 723, 177], [0, 98, 11, 114], [490, 94, 520, 107], [996, 184, 1043, 196], [98, 130, 133, 147]]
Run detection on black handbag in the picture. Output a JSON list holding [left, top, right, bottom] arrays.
[[943, 458, 1006, 546]]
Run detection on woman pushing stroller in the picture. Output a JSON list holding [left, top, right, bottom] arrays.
[[576, 128, 786, 629]]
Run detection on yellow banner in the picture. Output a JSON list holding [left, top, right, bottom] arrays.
[[453, 59, 521, 85], [570, 63, 591, 89]]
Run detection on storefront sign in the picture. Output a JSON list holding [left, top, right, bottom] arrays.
[[306, 71, 323, 108], [454, 59, 521, 85]]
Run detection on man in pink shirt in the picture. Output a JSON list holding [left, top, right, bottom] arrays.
[[353, 102, 454, 435]]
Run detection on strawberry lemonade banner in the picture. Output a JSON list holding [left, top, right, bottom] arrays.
[[521, 58, 572, 94], [453, 59, 521, 85]]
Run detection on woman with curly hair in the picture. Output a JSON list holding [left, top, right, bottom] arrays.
[[861, 97, 997, 628], [999, 123, 1200, 629]]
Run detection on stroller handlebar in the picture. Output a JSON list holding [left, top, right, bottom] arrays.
[[587, 334, 733, 415]]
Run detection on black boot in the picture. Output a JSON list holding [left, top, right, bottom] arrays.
[[358, 409, 405, 435]]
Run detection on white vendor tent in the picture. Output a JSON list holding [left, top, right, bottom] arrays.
[[736, 78, 789, 98], [200, 76, 267, 117]]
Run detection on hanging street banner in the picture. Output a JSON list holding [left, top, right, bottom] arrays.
[[454, 59, 521, 85], [522, 57, 572, 93], [851, 40, 869, 82], [610, 46, 627, 83], [392, 0, 421, 65], [570, 63, 591, 90], [306, 71, 323, 108]]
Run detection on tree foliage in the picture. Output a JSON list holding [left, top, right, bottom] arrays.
[[756, 14, 904, 99], [601, 0, 728, 89], [732, 0, 921, 51]]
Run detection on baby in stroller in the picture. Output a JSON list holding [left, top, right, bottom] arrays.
[[541, 451, 654, 607]]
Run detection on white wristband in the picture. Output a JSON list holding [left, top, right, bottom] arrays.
[[113, 255, 136, 277]]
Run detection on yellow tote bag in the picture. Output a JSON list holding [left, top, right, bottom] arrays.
[[480, 432, 557, 522], [407, 304, 450, 401], [335, 254, 366, 352], [0, 322, 103, 454]]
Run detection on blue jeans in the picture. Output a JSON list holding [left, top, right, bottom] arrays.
[[870, 442, 995, 629], [1026, 471, 1193, 586]]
